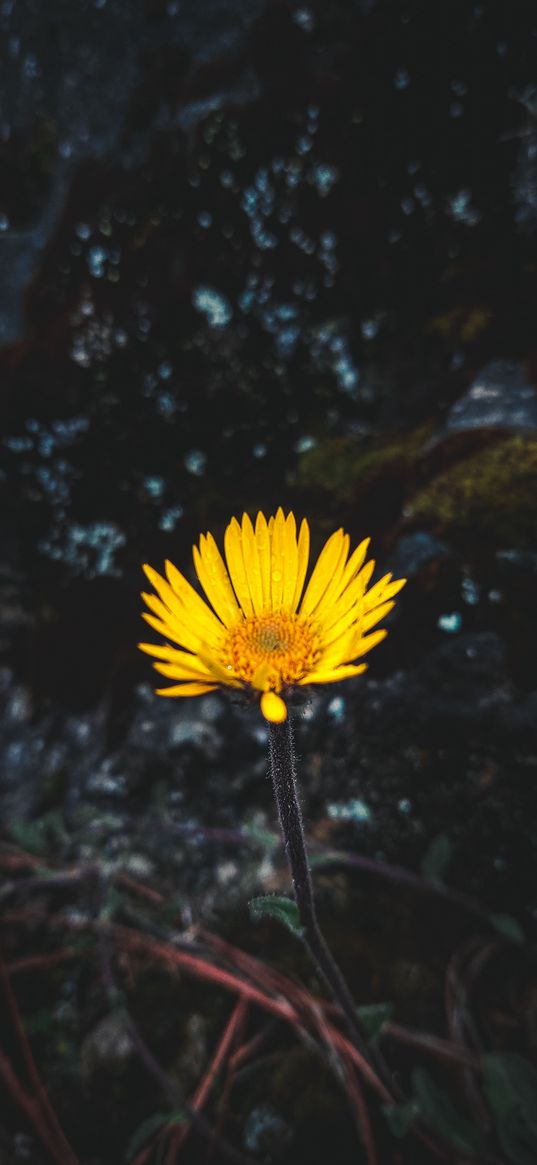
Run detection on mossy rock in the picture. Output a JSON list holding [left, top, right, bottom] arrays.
[[407, 434, 537, 546], [294, 424, 433, 504]]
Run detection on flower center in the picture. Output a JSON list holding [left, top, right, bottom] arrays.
[[226, 612, 321, 692], [254, 621, 289, 652]]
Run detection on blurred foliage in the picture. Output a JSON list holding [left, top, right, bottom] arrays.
[[408, 435, 537, 545], [294, 424, 433, 504], [483, 1053, 537, 1165]]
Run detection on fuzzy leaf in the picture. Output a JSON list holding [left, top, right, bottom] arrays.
[[249, 895, 303, 937], [125, 1111, 185, 1161], [420, 834, 452, 885], [483, 1053, 537, 1165], [489, 913, 525, 944], [382, 1100, 419, 1138], [7, 815, 59, 857], [356, 1002, 393, 1041], [411, 1067, 484, 1157]]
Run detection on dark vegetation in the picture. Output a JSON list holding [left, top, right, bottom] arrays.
[[1, 0, 537, 1161]]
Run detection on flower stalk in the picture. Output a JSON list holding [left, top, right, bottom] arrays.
[[267, 716, 373, 1066]]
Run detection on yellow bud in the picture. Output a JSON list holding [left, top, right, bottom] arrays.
[[260, 691, 288, 723]]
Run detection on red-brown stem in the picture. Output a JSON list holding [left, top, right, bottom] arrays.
[[7, 948, 79, 975], [111, 921, 391, 1101], [0, 953, 82, 1165], [343, 1063, 379, 1165], [164, 998, 248, 1163], [0, 1048, 68, 1164], [3, 907, 456, 1162]]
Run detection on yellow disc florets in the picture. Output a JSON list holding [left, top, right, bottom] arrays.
[[226, 612, 322, 692]]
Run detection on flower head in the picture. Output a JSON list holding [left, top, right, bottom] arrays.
[[139, 508, 405, 722]]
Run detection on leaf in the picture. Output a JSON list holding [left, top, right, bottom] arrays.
[[411, 1067, 484, 1157], [483, 1053, 537, 1127], [8, 818, 49, 856], [244, 823, 280, 851], [100, 886, 124, 923], [125, 1111, 185, 1161], [8, 811, 67, 856], [483, 1053, 537, 1165], [489, 913, 525, 944], [494, 1108, 537, 1165], [249, 895, 303, 938], [356, 1002, 393, 1041], [420, 834, 452, 885], [382, 1100, 419, 1138], [308, 850, 341, 870]]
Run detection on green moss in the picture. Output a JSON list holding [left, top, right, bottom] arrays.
[[295, 424, 433, 502], [408, 435, 537, 545]]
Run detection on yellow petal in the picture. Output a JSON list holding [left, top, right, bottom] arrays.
[[299, 529, 345, 617], [270, 506, 286, 611], [321, 598, 394, 656], [224, 517, 254, 616], [336, 538, 371, 595], [360, 572, 392, 607], [281, 512, 298, 611], [154, 682, 218, 697], [240, 513, 264, 614], [360, 600, 394, 632], [352, 628, 387, 657], [291, 518, 310, 611], [298, 664, 367, 684], [163, 560, 226, 641], [261, 691, 288, 722], [318, 625, 360, 668], [141, 611, 199, 651], [316, 560, 376, 636], [143, 565, 220, 645], [251, 661, 274, 691], [320, 606, 361, 651], [142, 645, 211, 670], [193, 533, 242, 627], [363, 576, 406, 611], [350, 557, 376, 595], [254, 511, 271, 610], [196, 651, 243, 687], [141, 590, 173, 622], [138, 641, 187, 661], [153, 659, 220, 681], [310, 533, 350, 616], [141, 594, 204, 653], [143, 564, 186, 617], [322, 626, 387, 664]]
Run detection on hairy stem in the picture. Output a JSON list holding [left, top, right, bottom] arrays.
[[267, 717, 374, 1066]]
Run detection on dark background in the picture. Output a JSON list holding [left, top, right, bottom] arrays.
[[1, 2, 537, 1163]]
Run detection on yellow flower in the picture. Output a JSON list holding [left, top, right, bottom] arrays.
[[138, 508, 406, 723]]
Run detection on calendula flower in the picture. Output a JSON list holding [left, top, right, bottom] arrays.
[[139, 508, 405, 723]]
